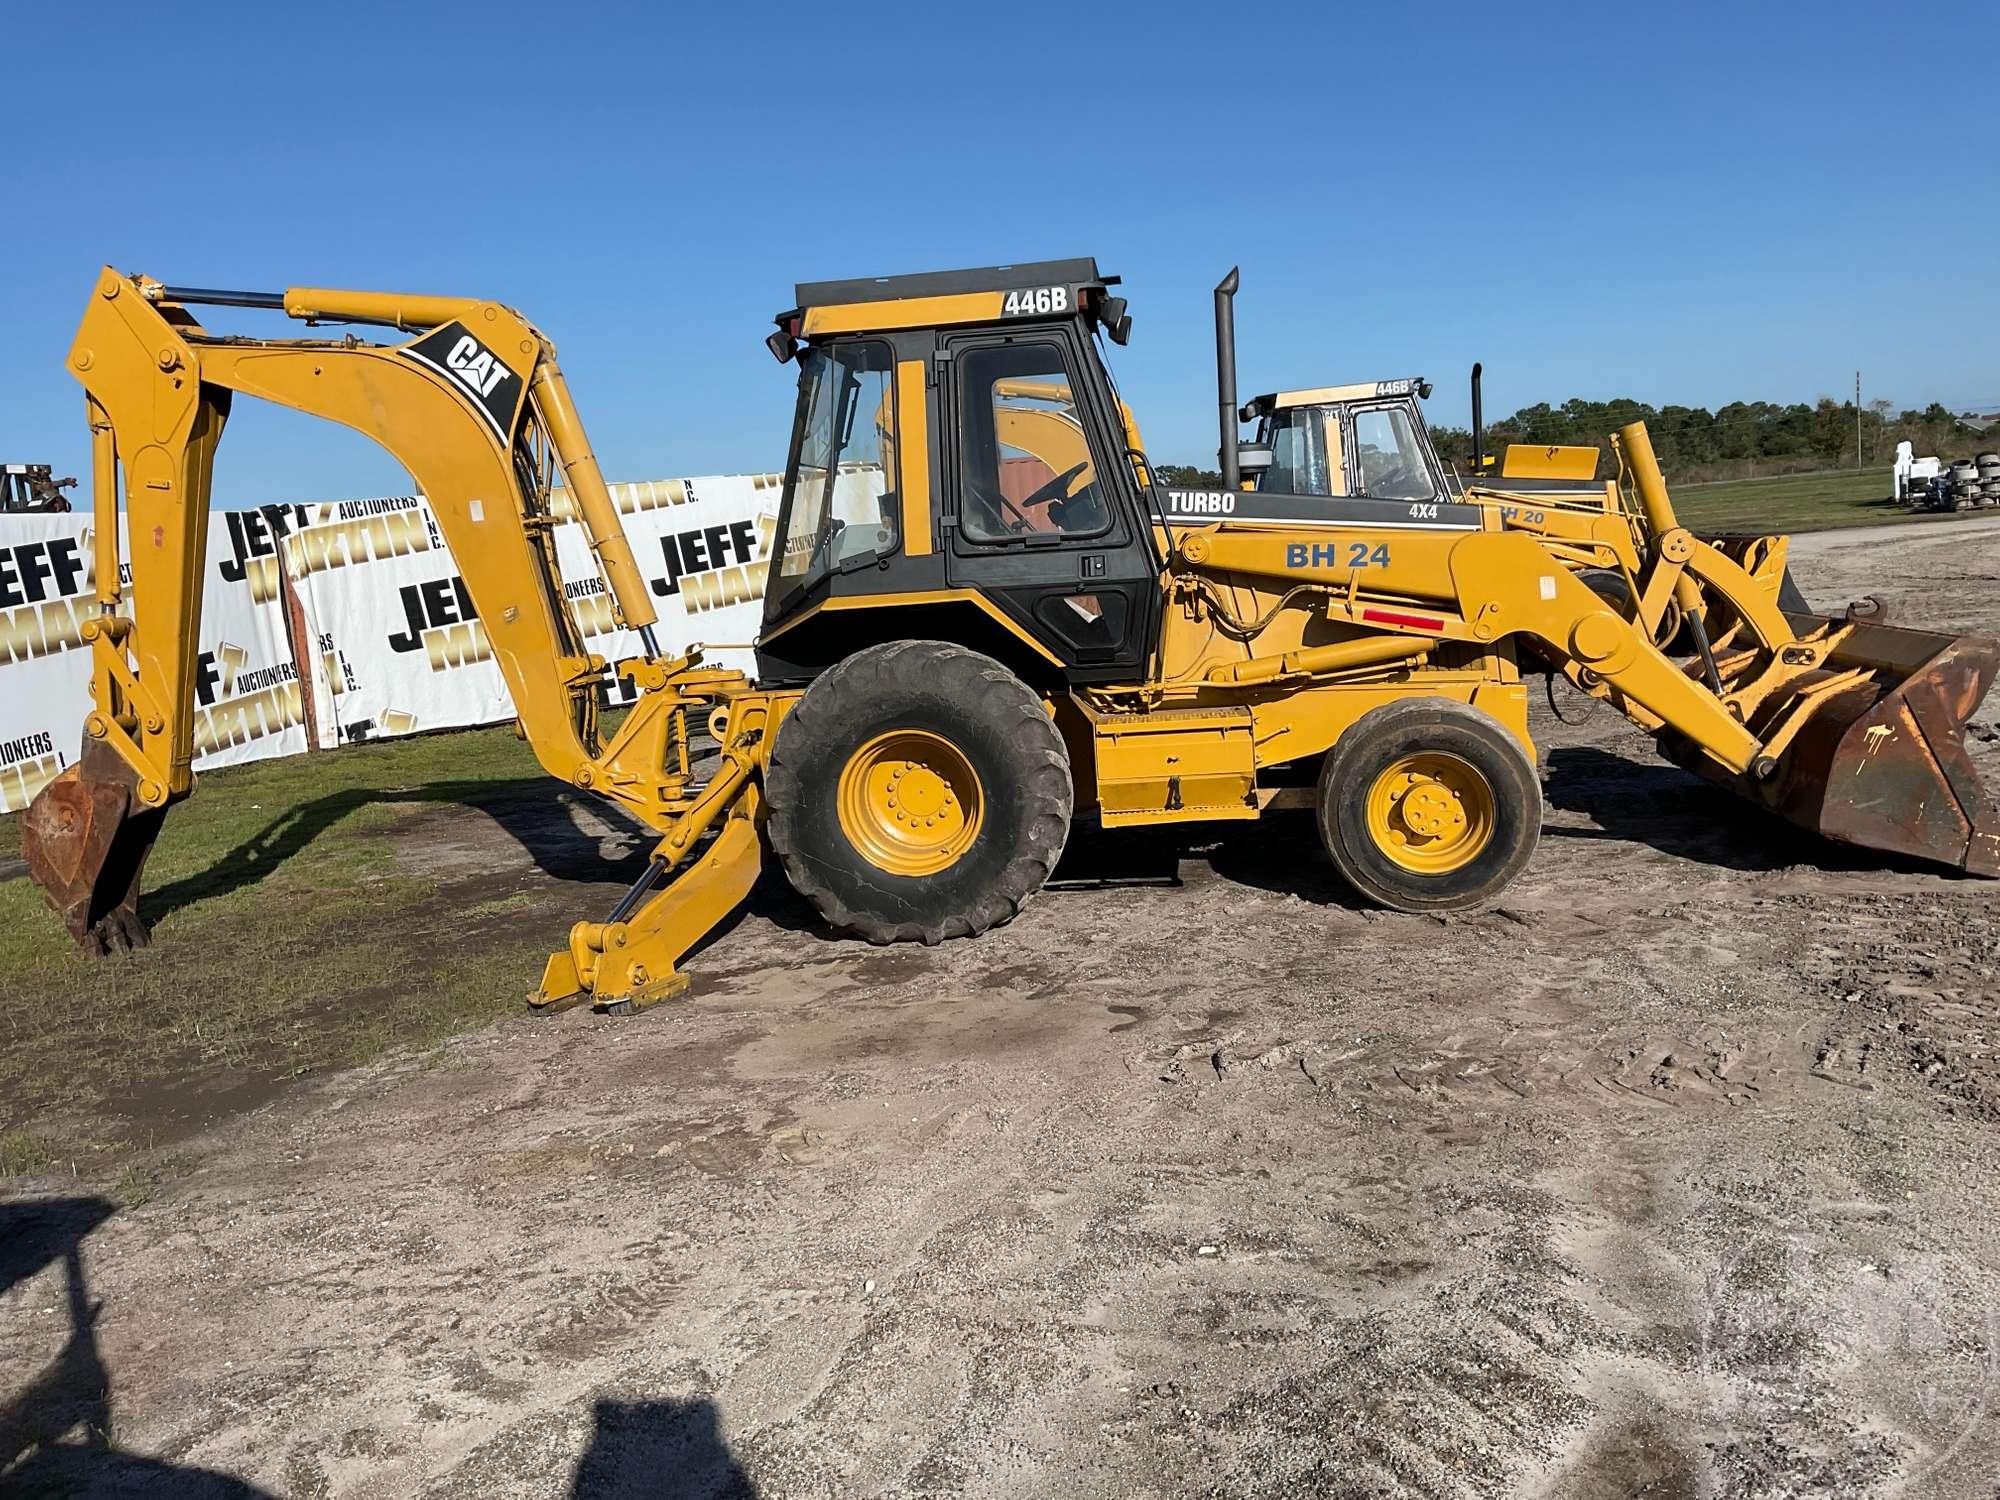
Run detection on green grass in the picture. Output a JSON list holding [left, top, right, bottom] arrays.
[[1666, 466, 1917, 534], [113, 1152, 196, 1207], [0, 724, 591, 1168], [0, 1128, 56, 1177]]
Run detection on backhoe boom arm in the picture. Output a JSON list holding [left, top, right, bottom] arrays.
[[24, 268, 708, 961]]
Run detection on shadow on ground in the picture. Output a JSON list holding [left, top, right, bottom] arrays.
[[144, 776, 652, 924], [0, 1196, 275, 1498], [1541, 744, 1873, 874], [570, 1398, 758, 1498], [0, 1196, 760, 1496]]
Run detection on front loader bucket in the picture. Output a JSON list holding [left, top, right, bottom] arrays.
[[21, 738, 166, 955], [1759, 622, 2000, 876]]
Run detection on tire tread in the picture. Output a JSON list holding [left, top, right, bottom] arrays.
[[766, 641, 1072, 944]]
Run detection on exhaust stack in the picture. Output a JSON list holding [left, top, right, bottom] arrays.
[[1470, 362, 1485, 476], [1214, 267, 1240, 491]]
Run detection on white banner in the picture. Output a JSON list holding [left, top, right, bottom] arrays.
[[278, 495, 512, 746], [552, 473, 782, 708], [0, 512, 100, 814], [188, 509, 313, 771], [0, 512, 303, 813], [278, 472, 781, 742], [0, 471, 786, 812]]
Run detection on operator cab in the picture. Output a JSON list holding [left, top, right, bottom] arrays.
[[756, 258, 1158, 688], [1243, 378, 1448, 503], [1241, 377, 1613, 511]]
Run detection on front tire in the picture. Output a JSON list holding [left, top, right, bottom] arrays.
[[765, 641, 1073, 944], [1317, 698, 1541, 911]]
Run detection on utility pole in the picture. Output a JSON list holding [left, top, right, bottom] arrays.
[[1856, 370, 1863, 469]]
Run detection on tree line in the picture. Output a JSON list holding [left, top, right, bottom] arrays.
[[1432, 397, 1978, 483]]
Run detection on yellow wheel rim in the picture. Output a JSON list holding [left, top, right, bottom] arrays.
[[836, 730, 984, 876], [1364, 752, 1495, 875]]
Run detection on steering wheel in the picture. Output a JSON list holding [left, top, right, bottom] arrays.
[[1019, 462, 1089, 514], [1365, 462, 1418, 500]]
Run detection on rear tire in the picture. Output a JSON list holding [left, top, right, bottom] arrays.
[[765, 641, 1072, 944], [1317, 698, 1541, 912]]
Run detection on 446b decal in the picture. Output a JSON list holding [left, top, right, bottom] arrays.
[[1002, 286, 1069, 317]]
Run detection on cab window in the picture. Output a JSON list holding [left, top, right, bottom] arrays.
[[956, 342, 1111, 543], [1255, 408, 1332, 494], [1351, 405, 1436, 500], [771, 340, 898, 598]]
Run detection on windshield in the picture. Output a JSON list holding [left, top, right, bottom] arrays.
[[771, 341, 897, 601], [1352, 405, 1435, 500]]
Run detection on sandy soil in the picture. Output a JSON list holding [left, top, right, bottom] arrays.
[[5, 519, 2000, 1499]]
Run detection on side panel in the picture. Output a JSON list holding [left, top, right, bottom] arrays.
[[1087, 703, 1259, 826], [896, 358, 933, 557]]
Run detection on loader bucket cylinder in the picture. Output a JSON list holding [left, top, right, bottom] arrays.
[[23, 739, 167, 954], [1758, 623, 2000, 875]]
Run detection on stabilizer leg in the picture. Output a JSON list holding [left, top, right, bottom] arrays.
[[534, 795, 765, 1014], [532, 733, 768, 1017]]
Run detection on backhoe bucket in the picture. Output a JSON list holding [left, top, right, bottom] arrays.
[[22, 739, 165, 955], [1758, 621, 2000, 876]]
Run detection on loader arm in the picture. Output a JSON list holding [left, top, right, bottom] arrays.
[[24, 269, 765, 995], [1161, 422, 1999, 876]]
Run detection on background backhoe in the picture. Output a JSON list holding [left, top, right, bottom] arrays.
[[1199, 290, 1810, 655], [24, 261, 2000, 1012]]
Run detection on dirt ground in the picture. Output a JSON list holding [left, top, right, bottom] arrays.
[[5, 518, 2000, 1499]]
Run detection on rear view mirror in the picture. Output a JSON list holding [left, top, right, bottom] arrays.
[[1096, 294, 1132, 346], [765, 328, 797, 363], [1238, 443, 1274, 476]]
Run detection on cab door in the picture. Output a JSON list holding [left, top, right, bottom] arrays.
[[1345, 401, 1448, 503], [938, 326, 1160, 683]]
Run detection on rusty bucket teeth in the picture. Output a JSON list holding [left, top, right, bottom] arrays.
[[21, 740, 166, 955], [1763, 625, 2000, 876]]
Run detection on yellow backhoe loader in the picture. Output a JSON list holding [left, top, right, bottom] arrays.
[[23, 261, 2000, 1016]]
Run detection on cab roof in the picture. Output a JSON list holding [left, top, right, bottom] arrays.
[[785, 258, 1117, 339], [794, 257, 1110, 309], [1245, 376, 1431, 416]]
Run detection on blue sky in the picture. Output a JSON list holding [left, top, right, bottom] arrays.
[[6, 1, 1994, 506]]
